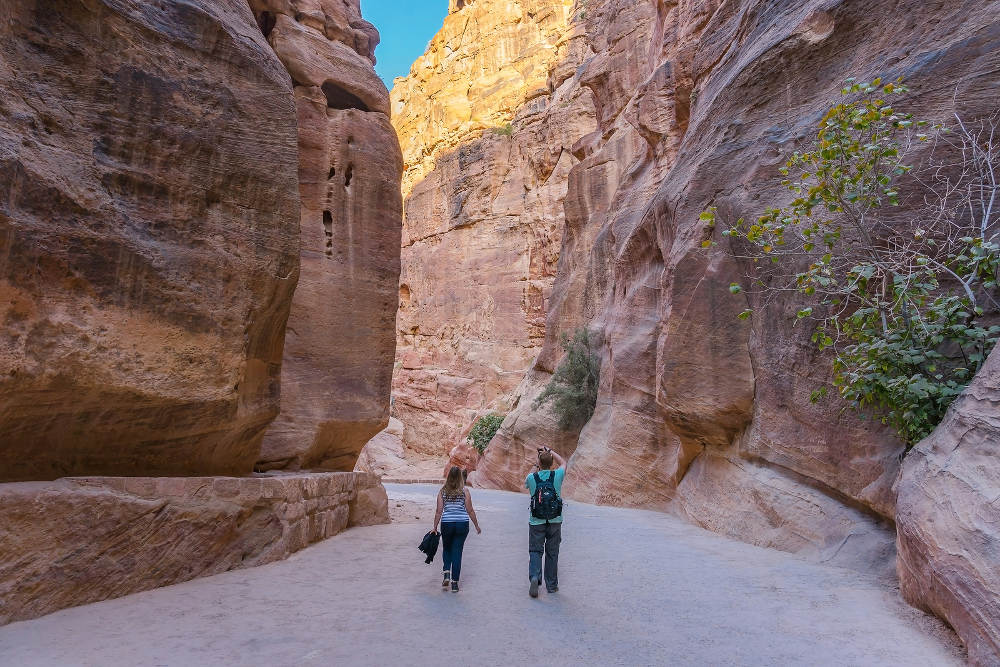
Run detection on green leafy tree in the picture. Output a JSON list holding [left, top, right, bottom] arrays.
[[705, 77, 1000, 448], [533, 329, 601, 431], [467, 413, 505, 454]]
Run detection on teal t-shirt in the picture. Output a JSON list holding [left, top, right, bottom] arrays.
[[525, 468, 565, 525]]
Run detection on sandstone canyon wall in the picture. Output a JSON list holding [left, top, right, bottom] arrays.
[[476, 0, 998, 550], [0, 0, 300, 481], [380, 0, 596, 464], [438, 0, 998, 655], [897, 344, 1000, 666], [0, 0, 392, 624], [250, 0, 403, 472]]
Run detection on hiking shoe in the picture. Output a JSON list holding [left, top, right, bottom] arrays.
[[547, 585, 558, 593], [451, 581, 459, 593], [529, 577, 539, 598], [442, 572, 450, 588]]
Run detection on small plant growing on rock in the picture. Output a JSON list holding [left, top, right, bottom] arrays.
[[492, 122, 513, 136], [533, 328, 601, 431], [705, 77, 1000, 449], [467, 413, 505, 454]]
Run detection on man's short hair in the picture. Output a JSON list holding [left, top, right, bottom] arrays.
[[539, 450, 554, 469]]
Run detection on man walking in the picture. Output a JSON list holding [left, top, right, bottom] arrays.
[[526, 446, 565, 598]]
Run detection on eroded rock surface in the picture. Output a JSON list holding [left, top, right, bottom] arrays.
[[0, 0, 300, 481], [478, 0, 998, 541], [466, 0, 1000, 656], [252, 0, 403, 471], [0, 471, 388, 626], [896, 346, 1000, 666], [381, 0, 594, 463], [0, 0, 397, 628]]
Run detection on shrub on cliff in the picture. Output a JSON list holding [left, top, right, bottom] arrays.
[[533, 329, 601, 431], [704, 77, 1000, 449], [467, 413, 505, 454]]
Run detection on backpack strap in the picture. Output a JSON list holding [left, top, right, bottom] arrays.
[[534, 471, 542, 486]]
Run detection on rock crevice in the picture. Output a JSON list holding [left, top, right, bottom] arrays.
[[401, 0, 1000, 657], [250, 0, 404, 472], [378, 0, 593, 464]]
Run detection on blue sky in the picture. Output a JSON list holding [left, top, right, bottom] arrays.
[[361, 0, 449, 88]]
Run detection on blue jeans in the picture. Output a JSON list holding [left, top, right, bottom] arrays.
[[441, 521, 469, 581]]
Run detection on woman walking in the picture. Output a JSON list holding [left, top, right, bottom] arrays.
[[433, 466, 482, 592]]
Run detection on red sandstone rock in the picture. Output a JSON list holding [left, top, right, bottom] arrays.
[[380, 0, 595, 461], [472, 370, 581, 490], [354, 417, 405, 474], [673, 450, 897, 578], [354, 418, 449, 480], [0, 0, 300, 481], [444, 439, 480, 478], [0, 472, 388, 626], [248, 0, 379, 64], [473, 0, 999, 585], [896, 346, 1000, 666], [269, 13, 389, 115], [348, 482, 390, 527], [253, 2, 403, 472], [471, 0, 1000, 655]]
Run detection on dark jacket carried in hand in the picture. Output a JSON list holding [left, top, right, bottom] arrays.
[[418, 530, 440, 564]]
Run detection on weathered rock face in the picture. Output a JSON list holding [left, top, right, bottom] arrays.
[[354, 417, 410, 477], [444, 440, 480, 478], [0, 0, 397, 627], [0, 471, 388, 626], [381, 0, 594, 462], [0, 0, 300, 481], [467, 0, 1000, 655], [896, 345, 1000, 666], [251, 0, 403, 471], [463, 0, 1000, 599]]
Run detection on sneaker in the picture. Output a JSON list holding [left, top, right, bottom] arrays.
[[442, 571, 450, 588], [529, 577, 539, 598], [451, 581, 459, 593]]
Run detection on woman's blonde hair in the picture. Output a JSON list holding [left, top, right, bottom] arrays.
[[442, 465, 465, 497]]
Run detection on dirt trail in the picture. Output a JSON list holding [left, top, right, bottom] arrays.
[[0, 484, 963, 666]]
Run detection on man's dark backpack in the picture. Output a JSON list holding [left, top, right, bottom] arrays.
[[530, 471, 563, 521]]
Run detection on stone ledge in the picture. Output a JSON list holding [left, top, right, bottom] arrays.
[[0, 472, 388, 626]]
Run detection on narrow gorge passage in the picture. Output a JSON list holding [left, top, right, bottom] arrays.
[[0, 486, 962, 666]]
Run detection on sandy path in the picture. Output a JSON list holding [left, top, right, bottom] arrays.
[[0, 484, 962, 666]]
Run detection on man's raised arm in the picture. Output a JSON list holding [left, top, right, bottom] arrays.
[[549, 448, 566, 470]]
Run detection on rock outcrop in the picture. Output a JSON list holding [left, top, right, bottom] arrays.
[[474, 0, 1000, 664], [0, 471, 388, 626], [477, 0, 999, 556], [444, 439, 480, 478], [0, 0, 300, 481], [380, 0, 594, 463], [0, 0, 395, 626], [452, 0, 999, 654], [354, 417, 407, 476], [896, 346, 1000, 666], [251, 0, 403, 472]]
